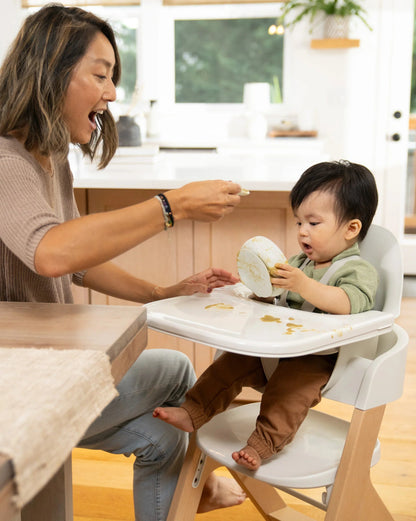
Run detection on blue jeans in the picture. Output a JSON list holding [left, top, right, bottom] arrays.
[[78, 349, 196, 521]]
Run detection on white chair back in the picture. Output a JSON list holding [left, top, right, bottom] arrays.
[[323, 225, 406, 405], [358, 224, 403, 316]]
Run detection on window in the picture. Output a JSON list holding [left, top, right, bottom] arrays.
[[86, 6, 139, 114], [174, 18, 284, 103], [112, 17, 138, 105], [151, 3, 286, 108]]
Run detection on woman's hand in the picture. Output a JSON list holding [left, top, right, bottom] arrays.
[[153, 268, 239, 300], [166, 180, 242, 222]]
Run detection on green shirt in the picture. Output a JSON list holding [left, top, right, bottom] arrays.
[[286, 243, 379, 314]]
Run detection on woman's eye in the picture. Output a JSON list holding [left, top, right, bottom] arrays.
[[310, 222, 319, 226], [95, 74, 107, 81]]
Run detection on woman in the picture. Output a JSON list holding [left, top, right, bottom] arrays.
[[0, 4, 245, 520]]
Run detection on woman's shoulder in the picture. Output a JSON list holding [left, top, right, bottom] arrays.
[[0, 136, 47, 180], [0, 135, 30, 161], [0, 135, 19, 151]]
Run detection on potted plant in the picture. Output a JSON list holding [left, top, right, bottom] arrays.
[[278, 0, 372, 38]]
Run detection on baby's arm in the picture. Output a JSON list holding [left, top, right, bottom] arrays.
[[271, 263, 351, 314]]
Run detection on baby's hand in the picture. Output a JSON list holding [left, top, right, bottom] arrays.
[[270, 263, 308, 294]]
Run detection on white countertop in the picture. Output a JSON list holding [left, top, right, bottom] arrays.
[[72, 139, 329, 191]]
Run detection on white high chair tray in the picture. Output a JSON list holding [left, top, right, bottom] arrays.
[[145, 286, 394, 357]]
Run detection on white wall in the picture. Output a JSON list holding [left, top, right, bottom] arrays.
[[0, 0, 23, 63], [283, 13, 377, 164]]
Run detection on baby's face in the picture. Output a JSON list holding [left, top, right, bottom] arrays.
[[293, 190, 352, 267]]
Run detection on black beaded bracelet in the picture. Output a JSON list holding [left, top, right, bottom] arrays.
[[155, 193, 174, 230]]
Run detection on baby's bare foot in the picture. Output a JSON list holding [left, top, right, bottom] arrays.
[[197, 473, 246, 513], [152, 406, 194, 432], [232, 445, 261, 471]]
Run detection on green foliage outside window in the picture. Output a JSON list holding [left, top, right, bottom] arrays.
[[112, 20, 137, 104], [175, 18, 284, 103]]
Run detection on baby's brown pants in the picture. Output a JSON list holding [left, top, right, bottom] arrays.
[[181, 351, 337, 459]]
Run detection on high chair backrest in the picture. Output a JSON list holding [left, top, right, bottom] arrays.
[[358, 224, 403, 316], [322, 225, 405, 407]]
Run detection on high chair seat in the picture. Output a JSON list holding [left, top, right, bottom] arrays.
[[196, 402, 381, 489]]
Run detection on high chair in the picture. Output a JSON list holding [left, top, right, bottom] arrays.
[[146, 224, 408, 521]]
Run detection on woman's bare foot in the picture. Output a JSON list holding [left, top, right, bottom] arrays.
[[232, 445, 261, 470], [197, 473, 246, 513], [152, 406, 194, 432]]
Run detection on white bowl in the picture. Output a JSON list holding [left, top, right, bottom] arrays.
[[237, 236, 287, 298]]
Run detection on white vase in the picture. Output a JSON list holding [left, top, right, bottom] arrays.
[[324, 15, 350, 38]]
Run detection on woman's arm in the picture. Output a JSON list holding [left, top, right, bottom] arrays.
[[34, 180, 241, 277], [82, 262, 239, 304]]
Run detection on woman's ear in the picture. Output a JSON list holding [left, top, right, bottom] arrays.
[[345, 219, 362, 241]]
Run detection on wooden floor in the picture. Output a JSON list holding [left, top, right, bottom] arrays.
[[72, 297, 416, 521]]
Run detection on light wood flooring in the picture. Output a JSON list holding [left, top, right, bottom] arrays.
[[72, 298, 416, 521]]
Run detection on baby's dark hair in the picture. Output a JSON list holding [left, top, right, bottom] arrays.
[[290, 160, 378, 241]]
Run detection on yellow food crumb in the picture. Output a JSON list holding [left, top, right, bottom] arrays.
[[205, 303, 234, 310], [261, 315, 282, 323]]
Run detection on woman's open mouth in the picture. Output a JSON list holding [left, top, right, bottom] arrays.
[[88, 112, 97, 131], [88, 110, 103, 131]]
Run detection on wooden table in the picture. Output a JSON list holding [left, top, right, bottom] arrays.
[[0, 302, 147, 521]]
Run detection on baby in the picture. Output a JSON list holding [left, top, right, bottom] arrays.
[[154, 160, 379, 471]]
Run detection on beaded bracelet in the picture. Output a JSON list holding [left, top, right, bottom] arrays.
[[155, 193, 174, 230]]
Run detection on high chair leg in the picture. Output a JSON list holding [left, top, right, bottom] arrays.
[[229, 470, 316, 521], [167, 434, 221, 521], [325, 405, 393, 521]]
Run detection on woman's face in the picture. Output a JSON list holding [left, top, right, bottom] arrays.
[[62, 32, 116, 144]]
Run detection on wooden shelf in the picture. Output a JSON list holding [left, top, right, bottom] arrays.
[[268, 130, 318, 138], [311, 38, 360, 49]]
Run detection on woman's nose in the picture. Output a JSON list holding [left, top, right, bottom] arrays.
[[104, 80, 117, 102]]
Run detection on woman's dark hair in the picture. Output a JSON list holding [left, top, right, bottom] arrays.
[[0, 3, 121, 168], [290, 160, 378, 240]]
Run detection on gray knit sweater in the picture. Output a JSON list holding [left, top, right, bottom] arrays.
[[0, 136, 85, 303]]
